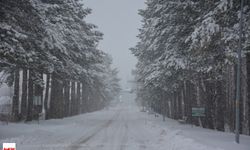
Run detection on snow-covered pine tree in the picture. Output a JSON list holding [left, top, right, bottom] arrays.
[[1, 0, 121, 121], [132, 0, 250, 135]]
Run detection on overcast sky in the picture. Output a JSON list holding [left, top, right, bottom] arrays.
[[83, 0, 145, 89]]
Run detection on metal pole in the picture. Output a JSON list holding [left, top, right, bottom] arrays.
[[235, 0, 244, 144]]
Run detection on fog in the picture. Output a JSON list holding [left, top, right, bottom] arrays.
[[83, 0, 145, 89]]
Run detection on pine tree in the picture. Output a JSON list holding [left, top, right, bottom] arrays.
[[132, 0, 250, 134], [1, 0, 121, 121]]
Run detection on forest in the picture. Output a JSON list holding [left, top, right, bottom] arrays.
[[131, 0, 250, 135], [1, 0, 250, 149], [0, 0, 121, 122]]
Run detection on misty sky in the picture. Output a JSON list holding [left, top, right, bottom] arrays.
[[83, 0, 145, 89]]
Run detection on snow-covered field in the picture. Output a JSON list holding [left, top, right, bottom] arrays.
[[0, 92, 249, 150]]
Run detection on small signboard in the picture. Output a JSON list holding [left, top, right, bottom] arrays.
[[33, 96, 42, 106], [192, 107, 205, 117]]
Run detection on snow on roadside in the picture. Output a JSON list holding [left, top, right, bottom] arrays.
[[0, 97, 249, 150], [0, 107, 118, 150], [145, 113, 250, 150]]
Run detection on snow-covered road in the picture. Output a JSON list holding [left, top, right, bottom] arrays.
[[0, 92, 250, 150], [67, 92, 160, 150]]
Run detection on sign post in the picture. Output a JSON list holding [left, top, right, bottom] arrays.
[[191, 107, 205, 127], [192, 107, 205, 117]]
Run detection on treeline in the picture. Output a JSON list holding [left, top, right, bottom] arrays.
[[0, 0, 120, 121], [131, 0, 250, 135]]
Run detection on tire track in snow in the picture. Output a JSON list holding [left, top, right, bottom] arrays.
[[119, 113, 129, 150], [67, 110, 121, 150]]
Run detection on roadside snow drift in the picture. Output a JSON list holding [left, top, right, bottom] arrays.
[[0, 93, 249, 150]]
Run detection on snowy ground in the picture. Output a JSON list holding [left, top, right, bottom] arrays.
[[0, 92, 249, 150]]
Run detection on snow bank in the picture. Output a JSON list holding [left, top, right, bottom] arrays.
[[0, 93, 249, 150]]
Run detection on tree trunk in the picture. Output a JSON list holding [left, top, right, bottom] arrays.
[[59, 81, 64, 118], [49, 75, 56, 119], [245, 53, 250, 135], [171, 93, 174, 118], [183, 81, 187, 118], [80, 83, 84, 114], [49, 74, 63, 119], [26, 70, 34, 121], [186, 81, 193, 123], [232, 64, 243, 134], [177, 88, 182, 119], [64, 80, 70, 117], [12, 69, 20, 121], [215, 80, 225, 131], [191, 81, 199, 126], [166, 98, 170, 117], [75, 82, 80, 115], [225, 65, 234, 132], [162, 91, 166, 121], [21, 69, 28, 120], [71, 81, 76, 116], [44, 74, 50, 120], [204, 81, 215, 129], [81, 82, 87, 113], [86, 86, 90, 112], [33, 80, 43, 120]]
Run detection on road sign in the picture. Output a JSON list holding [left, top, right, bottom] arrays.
[[192, 107, 205, 117]]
